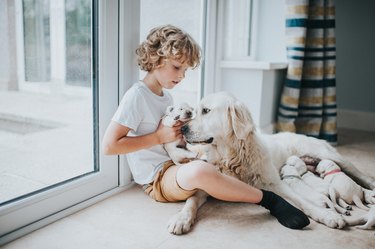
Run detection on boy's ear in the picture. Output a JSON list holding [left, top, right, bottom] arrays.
[[166, 106, 174, 114]]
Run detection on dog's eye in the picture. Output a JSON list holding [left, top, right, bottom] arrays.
[[202, 108, 210, 115]]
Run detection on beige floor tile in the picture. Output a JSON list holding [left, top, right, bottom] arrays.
[[3, 128, 375, 249]]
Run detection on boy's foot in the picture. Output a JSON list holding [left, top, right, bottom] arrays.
[[258, 189, 310, 229]]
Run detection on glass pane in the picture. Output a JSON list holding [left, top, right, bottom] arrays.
[[222, 0, 253, 59], [23, 0, 51, 82], [140, 0, 204, 107], [0, 0, 96, 205]]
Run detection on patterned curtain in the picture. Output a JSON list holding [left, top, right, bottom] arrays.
[[277, 0, 337, 145]]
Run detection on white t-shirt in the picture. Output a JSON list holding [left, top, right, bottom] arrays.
[[112, 81, 173, 184]]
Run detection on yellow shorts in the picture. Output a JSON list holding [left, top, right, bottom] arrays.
[[143, 160, 197, 202]]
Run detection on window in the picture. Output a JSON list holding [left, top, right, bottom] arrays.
[[220, 0, 257, 60], [139, 0, 206, 107], [1, 0, 96, 205], [0, 1, 119, 243]]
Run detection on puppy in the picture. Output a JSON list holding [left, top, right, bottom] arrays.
[[290, 156, 331, 196], [280, 157, 349, 215], [162, 103, 197, 165], [290, 156, 350, 212], [316, 159, 370, 211]]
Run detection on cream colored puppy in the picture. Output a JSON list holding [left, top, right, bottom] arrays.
[[291, 156, 351, 210], [289, 156, 331, 196], [316, 159, 369, 211], [162, 103, 197, 165], [280, 159, 349, 215]]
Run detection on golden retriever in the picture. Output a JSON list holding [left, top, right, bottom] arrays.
[[167, 91, 375, 234]]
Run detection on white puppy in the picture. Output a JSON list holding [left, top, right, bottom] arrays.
[[290, 156, 331, 196], [162, 103, 197, 165], [316, 159, 369, 211], [280, 157, 349, 215], [291, 156, 352, 211]]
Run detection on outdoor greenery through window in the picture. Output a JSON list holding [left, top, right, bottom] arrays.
[[0, 0, 95, 204]]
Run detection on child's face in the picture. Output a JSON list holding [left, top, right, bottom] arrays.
[[153, 58, 189, 89]]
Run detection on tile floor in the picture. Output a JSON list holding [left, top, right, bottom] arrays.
[[2, 128, 375, 249]]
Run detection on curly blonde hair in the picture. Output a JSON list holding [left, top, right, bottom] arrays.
[[136, 25, 201, 72]]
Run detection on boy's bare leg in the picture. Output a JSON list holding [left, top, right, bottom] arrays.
[[176, 160, 310, 229]]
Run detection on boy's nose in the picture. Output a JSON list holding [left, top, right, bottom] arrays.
[[178, 72, 185, 79]]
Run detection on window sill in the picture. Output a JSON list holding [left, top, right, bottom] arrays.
[[220, 60, 288, 70]]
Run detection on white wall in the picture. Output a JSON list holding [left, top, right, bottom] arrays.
[[256, 0, 287, 62]]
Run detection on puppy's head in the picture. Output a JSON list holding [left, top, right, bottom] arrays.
[[280, 164, 299, 178], [316, 159, 340, 177], [166, 102, 194, 122], [286, 156, 307, 175]]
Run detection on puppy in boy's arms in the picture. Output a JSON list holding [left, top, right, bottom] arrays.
[[162, 102, 201, 165]]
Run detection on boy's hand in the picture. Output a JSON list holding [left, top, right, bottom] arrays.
[[155, 120, 184, 144]]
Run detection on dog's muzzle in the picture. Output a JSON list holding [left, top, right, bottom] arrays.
[[182, 125, 214, 144]]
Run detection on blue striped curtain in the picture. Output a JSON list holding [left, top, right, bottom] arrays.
[[277, 0, 337, 145]]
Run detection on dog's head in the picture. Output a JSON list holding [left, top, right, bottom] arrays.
[[182, 92, 255, 145], [165, 102, 194, 122]]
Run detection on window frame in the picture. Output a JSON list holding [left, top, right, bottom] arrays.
[[0, 0, 124, 244]]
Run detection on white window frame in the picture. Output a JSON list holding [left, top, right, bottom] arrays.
[[0, 0, 131, 245], [0, 0, 259, 244], [202, 0, 259, 95]]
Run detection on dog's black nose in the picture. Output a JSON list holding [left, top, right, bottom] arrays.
[[186, 111, 192, 118], [181, 125, 189, 135]]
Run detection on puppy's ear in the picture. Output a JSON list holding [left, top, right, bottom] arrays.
[[166, 106, 174, 115], [228, 100, 255, 140]]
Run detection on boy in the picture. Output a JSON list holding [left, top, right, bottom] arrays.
[[102, 24, 309, 231]]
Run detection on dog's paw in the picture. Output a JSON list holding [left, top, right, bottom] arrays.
[[364, 189, 375, 204], [167, 210, 195, 235], [320, 210, 346, 229]]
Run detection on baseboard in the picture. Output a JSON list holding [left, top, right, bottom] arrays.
[[338, 109, 375, 132], [260, 109, 375, 134]]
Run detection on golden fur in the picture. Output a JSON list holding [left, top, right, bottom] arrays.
[[166, 92, 375, 235]]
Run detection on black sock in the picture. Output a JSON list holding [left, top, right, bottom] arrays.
[[257, 189, 310, 229]]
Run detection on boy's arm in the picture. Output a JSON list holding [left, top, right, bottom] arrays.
[[102, 120, 183, 155]]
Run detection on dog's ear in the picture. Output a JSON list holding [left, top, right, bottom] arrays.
[[166, 106, 174, 115], [228, 100, 255, 140]]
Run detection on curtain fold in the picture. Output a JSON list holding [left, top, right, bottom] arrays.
[[277, 0, 337, 145]]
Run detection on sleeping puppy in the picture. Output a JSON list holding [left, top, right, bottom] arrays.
[[289, 156, 350, 212], [280, 157, 349, 215], [162, 103, 198, 165], [290, 156, 331, 196], [316, 159, 370, 211]]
